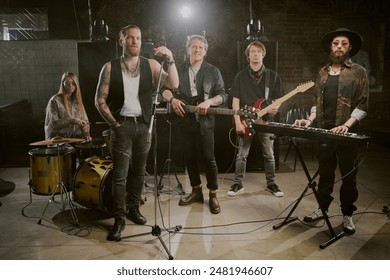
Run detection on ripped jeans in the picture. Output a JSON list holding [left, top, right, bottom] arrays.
[[233, 132, 276, 187]]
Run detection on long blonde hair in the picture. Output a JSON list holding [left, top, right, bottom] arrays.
[[57, 72, 86, 117]]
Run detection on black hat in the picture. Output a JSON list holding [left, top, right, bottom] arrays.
[[321, 28, 363, 57]]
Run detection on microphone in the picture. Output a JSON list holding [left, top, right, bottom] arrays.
[[161, 54, 174, 64]]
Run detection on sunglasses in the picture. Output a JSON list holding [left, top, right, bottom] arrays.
[[63, 81, 76, 87]]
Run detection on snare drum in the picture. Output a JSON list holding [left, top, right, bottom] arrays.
[[72, 156, 113, 213], [74, 140, 107, 162], [28, 146, 76, 195]]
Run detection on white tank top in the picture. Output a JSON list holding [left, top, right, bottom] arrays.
[[119, 72, 142, 116]]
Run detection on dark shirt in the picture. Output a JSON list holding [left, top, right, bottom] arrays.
[[323, 75, 339, 129], [230, 65, 283, 121], [315, 59, 369, 131]]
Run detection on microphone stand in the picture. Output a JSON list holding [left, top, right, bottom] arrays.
[[157, 111, 184, 195], [123, 59, 182, 260]]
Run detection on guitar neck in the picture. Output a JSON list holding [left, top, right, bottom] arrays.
[[255, 88, 304, 118], [184, 105, 242, 116]]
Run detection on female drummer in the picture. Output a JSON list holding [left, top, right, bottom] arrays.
[[44, 72, 92, 142]]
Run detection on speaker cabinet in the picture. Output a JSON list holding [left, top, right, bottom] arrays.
[[77, 41, 118, 123]]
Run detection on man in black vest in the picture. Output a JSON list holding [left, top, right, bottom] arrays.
[[95, 24, 179, 241]]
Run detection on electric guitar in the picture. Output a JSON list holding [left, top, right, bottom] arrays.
[[164, 96, 258, 123], [235, 81, 315, 140], [166, 103, 258, 122]]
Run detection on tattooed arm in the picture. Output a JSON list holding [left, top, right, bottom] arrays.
[[95, 62, 119, 128]]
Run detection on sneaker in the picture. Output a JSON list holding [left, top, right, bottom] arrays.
[[266, 184, 284, 197], [343, 216, 356, 235], [228, 183, 244, 197], [303, 208, 327, 222]]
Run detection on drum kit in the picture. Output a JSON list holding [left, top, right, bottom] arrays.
[[27, 134, 113, 225]]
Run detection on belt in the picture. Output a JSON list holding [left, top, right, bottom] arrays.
[[118, 115, 144, 123]]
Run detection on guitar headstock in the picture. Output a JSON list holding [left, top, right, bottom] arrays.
[[296, 81, 315, 92]]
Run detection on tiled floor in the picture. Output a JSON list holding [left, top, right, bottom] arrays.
[[0, 142, 389, 261]]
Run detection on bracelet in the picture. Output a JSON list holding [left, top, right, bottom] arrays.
[[169, 96, 175, 104], [166, 59, 175, 65], [307, 119, 312, 124], [343, 124, 350, 129]]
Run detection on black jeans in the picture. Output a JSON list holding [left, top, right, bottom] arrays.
[[317, 143, 359, 216], [110, 121, 151, 220], [181, 122, 218, 190]]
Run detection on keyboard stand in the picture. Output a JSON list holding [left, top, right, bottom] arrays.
[[273, 137, 345, 249]]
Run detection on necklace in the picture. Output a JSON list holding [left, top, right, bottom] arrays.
[[329, 65, 341, 75], [121, 56, 140, 77]]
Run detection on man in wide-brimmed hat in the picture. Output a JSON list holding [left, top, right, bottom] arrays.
[[321, 27, 363, 58], [294, 28, 369, 236]]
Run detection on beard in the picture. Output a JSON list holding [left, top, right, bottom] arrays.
[[123, 45, 140, 57], [329, 51, 350, 64]]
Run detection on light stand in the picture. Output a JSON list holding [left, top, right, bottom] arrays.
[[37, 143, 79, 226], [123, 60, 182, 260]]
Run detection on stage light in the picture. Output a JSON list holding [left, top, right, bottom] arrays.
[[180, 6, 192, 18]]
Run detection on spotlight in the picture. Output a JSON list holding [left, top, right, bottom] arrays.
[[92, 19, 109, 42], [246, 19, 268, 41], [180, 6, 192, 18]]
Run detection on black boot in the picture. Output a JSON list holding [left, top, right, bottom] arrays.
[[179, 186, 204, 206], [209, 192, 221, 214], [107, 218, 125, 241], [127, 207, 147, 225]]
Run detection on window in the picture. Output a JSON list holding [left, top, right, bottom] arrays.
[[0, 8, 48, 40]]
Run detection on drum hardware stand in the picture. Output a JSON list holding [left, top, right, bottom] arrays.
[[122, 60, 182, 260], [37, 143, 79, 226], [273, 137, 344, 249]]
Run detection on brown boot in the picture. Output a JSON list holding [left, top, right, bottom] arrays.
[[209, 191, 221, 214], [179, 186, 204, 206]]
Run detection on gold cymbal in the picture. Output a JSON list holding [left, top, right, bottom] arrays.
[[29, 136, 85, 146]]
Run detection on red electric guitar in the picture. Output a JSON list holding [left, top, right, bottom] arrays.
[[235, 81, 315, 140]]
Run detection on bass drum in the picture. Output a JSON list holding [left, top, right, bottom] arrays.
[[72, 156, 113, 213], [28, 146, 76, 195]]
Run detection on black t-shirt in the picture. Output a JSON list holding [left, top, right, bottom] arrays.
[[323, 75, 339, 129], [230, 66, 283, 107]]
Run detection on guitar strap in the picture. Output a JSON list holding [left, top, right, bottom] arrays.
[[265, 69, 270, 101]]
